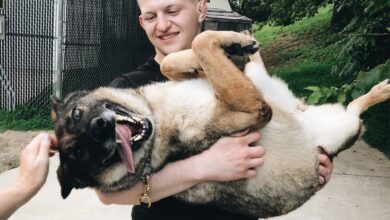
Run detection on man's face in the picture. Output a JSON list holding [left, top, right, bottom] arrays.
[[138, 0, 207, 62]]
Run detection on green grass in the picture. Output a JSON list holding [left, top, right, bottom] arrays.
[[271, 62, 345, 98], [0, 106, 53, 132], [254, 6, 333, 46]]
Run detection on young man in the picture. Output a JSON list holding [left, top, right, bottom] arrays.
[[96, 0, 333, 219]]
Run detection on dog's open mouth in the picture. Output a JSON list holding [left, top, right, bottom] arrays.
[[115, 114, 151, 173]]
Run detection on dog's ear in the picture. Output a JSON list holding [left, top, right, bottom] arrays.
[[51, 95, 64, 122], [57, 163, 74, 199]]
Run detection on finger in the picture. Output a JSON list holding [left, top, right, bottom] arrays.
[[318, 164, 332, 188], [318, 165, 328, 178], [245, 169, 257, 178], [24, 133, 47, 155], [318, 153, 333, 170], [38, 133, 51, 159], [247, 158, 264, 169], [318, 176, 325, 185], [49, 134, 59, 151], [231, 129, 250, 137], [240, 132, 261, 145], [248, 146, 265, 158]]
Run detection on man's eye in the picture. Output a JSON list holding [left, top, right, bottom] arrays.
[[72, 109, 83, 121], [168, 10, 179, 15], [143, 15, 156, 21]]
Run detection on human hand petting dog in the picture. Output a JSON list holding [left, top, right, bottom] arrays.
[[193, 131, 264, 182], [197, 132, 333, 189], [15, 133, 57, 196], [0, 133, 57, 220]]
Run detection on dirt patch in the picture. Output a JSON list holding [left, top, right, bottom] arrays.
[[0, 130, 52, 173], [261, 34, 311, 69]]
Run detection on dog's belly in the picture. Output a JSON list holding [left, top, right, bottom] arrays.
[[175, 106, 319, 217]]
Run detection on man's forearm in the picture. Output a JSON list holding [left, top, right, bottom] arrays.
[[96, 133, 265, 205], [96, 156, 203, 205], [0, 185, 34, 219]]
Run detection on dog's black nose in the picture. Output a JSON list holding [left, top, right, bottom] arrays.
[[91, 115, 115, 141]]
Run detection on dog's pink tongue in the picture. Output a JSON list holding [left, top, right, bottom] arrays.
[[115, 124, 135, 173]]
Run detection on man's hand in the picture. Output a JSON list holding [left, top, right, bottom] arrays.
[[0, 133, 58, 220], [192, 131, 265, 182], [15, 133, 58, 197], [317, 148, 333, 191]]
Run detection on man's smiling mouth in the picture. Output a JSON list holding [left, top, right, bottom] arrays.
[[159, 32, 179, 40]]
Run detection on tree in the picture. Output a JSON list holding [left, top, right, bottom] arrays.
[[331, 0, 390, 77], [229, 0, 327, 25], [229, 0, 390, 77]]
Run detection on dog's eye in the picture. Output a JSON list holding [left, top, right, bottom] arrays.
[[104, 103, 112, 109], [72, 109, 83, 122], [73, 148, 84, 159]]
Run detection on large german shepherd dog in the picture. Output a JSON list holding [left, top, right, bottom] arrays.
[[51, 31, 390, 218]]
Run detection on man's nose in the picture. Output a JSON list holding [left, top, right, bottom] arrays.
[[156, 15, 171, 32]]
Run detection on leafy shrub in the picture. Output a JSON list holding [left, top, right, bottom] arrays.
[[305, 59, 390, 105]]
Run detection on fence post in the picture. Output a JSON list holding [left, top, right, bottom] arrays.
[[53, 0, 65, 99]]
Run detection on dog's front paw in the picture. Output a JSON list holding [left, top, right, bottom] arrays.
[[222, 41, 259, 56]]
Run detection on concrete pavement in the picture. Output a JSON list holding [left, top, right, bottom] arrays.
[[1, 141, 389, 220]]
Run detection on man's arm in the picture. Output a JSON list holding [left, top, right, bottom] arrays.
[[0, 133, 57, 219], [95, 132, 265, 205]]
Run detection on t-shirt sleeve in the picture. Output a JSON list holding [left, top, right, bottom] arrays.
[[109, 58, 165, 89], [109, 75, 138, 89]]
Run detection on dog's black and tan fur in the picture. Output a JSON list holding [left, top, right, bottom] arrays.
[[51, 31, 390, 218]]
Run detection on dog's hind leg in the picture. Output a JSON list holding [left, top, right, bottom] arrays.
[[313, 79, 390, 156], [192, 31, 272, 132], [347, 79, 390, 116]]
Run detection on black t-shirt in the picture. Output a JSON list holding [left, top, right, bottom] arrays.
[[110, 57, 257, 220]]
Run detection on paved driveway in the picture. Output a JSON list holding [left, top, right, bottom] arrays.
[[1, 141, 389, 220]]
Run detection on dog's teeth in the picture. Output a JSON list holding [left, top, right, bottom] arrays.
[[134, 135, 142, 141], [115, 115, 124, 120], [127, 117, 136, 123], [116, 139, 122, 143], [133, 116, 142, 122]]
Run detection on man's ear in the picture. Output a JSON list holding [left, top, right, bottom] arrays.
[[139, 15, 145, 30], [50, 95, 64, 122], [197, 0, 207, 22], [57, 163, 74, 199]]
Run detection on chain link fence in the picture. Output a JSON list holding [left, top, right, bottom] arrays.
[[0, 0, 55, 110], [62, 0, 153, 97], [0, 1, 251, 111], [0, 0, 153, 111]]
